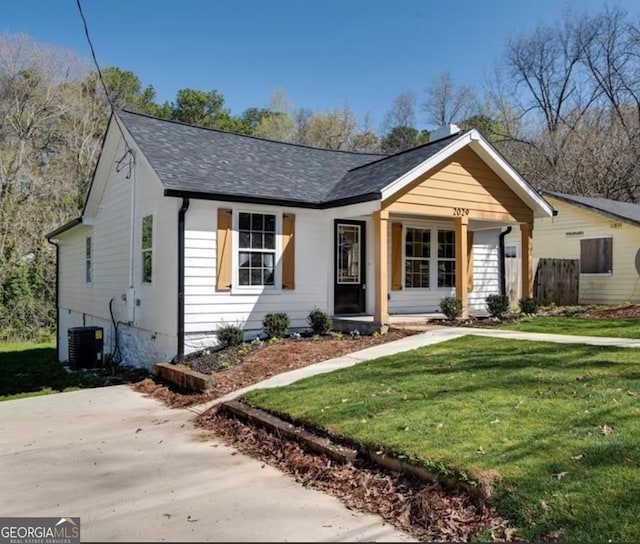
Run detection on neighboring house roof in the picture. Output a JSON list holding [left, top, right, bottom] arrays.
[[545, 191, 640, 228]]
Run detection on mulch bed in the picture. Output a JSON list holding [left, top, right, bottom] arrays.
[[196, 408, 517, 542], [133, 329, 417, 408], [579, 304, 640, 319]]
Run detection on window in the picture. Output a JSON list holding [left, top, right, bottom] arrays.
[[405, 227, 430, 288], [237, 212, 276, 286], [142, 215, 153, 283], [85, 236, 92, 283], [437, 230, 456, 287], [580, 237, 612, 274], [505, 245, 518, 258]]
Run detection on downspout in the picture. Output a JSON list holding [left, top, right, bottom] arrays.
[[47, 238, 60, 363], [498, 227, 512, 297], [177, 197, 190, 361]]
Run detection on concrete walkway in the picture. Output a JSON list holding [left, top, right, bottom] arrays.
[[192, 326, 640, 414], [0, 386, 413, 542]]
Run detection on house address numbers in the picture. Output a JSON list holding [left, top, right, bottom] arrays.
[[453, 207, 470, 216]]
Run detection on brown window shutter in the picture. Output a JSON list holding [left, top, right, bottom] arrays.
[[282, 214, 295, 289], [391, 222, 403, 291], [467, 231, 474, 292], [216, 208, 232, 291]]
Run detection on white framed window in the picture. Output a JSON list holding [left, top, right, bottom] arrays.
[[85, 236, 92, 283], [141, 215, 153, 284], [236, 211, 278, 288], [580, 236, 612, 275], [405, 227, 430, 288], [437, 230, 456, 288]]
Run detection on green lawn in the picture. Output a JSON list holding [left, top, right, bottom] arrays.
[[500, 316, 640, 338], [0, 342, 147, 401], [243, 336, 640, 541]]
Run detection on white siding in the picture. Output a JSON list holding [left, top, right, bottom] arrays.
[[55, 127, 178, 368], [183, 200, 332, 351], [468, 229, 501, 312], [506, 197, 640, 305]]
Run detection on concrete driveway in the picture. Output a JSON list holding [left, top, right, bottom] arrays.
[[0, 386, 412, 542]]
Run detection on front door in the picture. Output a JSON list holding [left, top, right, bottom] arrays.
[[334, 220, 366, 314]]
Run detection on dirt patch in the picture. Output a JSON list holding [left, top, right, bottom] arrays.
[[196, 408, 517, 542], [133, 329, 417, 408], [580, 304, 640, 319]]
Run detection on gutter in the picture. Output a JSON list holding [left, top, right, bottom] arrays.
[[46, 217, 82, 239], [177, 197, 190, 361], [498, 227, 512, 297], [47, 238, 60, 363], [163, 188, 381, 210]]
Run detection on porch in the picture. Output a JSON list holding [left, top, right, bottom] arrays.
[[332, 311, 491, 335]]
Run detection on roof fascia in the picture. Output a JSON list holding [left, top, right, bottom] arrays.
[[46, 217, 83, 239], [81, 114, 113, 217], [114, 112, 166, 192], [545, 194, 640, 228], [380, 130, 554, 219], [468, 131, 554, 218]]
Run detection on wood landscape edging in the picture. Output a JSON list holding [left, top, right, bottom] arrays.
[[219, 400, 493, 504], [155, 362, 212, 392]]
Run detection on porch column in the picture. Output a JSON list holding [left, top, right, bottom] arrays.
[[373, 209, 389, 324], [521, 222, 533, 298], [455, 216, 469, 318]]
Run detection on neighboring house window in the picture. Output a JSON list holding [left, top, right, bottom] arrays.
[[580, 236, 612, 274], [437, 230, 456, 287], [237, 212, 276, 286], [405, 227, 430, 288], [142, 215, 153, 283], [85, 236, 92, 283], [505, 245, 518, 258]]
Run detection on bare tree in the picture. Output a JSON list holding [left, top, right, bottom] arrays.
[[423, 72, 476, 127], [383, 91, 416, 133]]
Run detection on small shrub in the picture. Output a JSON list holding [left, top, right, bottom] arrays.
[[263, 312, 290, 338], [439, 296, 463, 320], [307, 308, 333, 335], [519, 297, 541, 315], [486, 294, 510, 319], [237, 343, 251, 356], [215, 323, 244, 347], [250, 337, 263, 347], [268, 336, 281, 345], [312, 334, 322, 341], [290, 332, 302, 340], [331, 331, 344, 340], [350, 329, 361, 339]]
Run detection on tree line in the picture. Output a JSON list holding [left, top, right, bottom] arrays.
[[1, 4, 639, 339]]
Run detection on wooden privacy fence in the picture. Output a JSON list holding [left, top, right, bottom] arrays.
[[534, 258, 580, 305]]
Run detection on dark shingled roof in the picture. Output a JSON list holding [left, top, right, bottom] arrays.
[[327, 132, 465, 201], [545, 191, 640, 227], [117, 110, 464, 207]]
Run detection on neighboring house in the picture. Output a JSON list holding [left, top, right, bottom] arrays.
[[506, 191, 640, 305], [47, 112, 553, 368]]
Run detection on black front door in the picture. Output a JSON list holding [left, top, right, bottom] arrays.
[[334, 220, 366, 314]]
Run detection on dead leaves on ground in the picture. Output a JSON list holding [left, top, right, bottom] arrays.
[[197, 410, 517, 542]]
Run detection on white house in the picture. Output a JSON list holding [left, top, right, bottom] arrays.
[[47, 112, 553, 368]]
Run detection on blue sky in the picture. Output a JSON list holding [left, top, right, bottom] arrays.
[[3, 0, 639, 131]]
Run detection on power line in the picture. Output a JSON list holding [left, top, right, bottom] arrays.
[[75, 0, 133, 157]]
